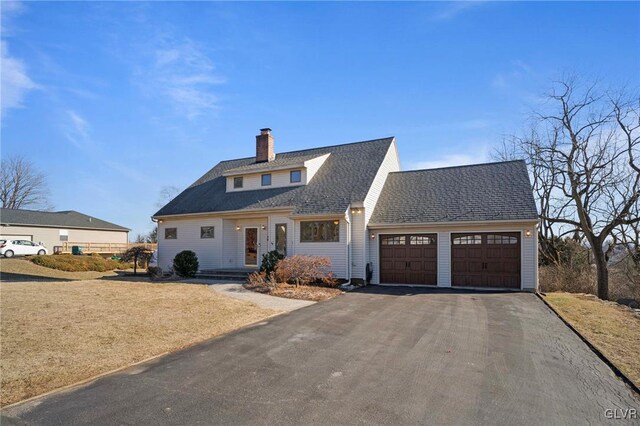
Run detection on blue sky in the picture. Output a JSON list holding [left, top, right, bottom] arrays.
[[1, 1, 638, 238]]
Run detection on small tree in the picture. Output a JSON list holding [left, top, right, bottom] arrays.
[[120, 246, 153, 275], [259, 250, 284, 277], [173, 250, 199, 277]]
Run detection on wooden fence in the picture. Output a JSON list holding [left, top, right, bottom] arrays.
[[60, 242, 157, 254]]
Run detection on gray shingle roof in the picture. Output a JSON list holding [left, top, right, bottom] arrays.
[[369, 160, 538, 224], [0, 208, 130, 231], [222, 152, 326, 175], [154, 137, 395, 217]]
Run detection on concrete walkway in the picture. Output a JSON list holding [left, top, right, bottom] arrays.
[[187, 279, 316, 311]]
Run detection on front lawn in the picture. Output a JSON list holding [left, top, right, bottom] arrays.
[[0, 279, 277, 406], [543, 292, 640, 388]]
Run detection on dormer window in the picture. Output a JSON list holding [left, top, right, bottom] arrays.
[[290, 170, 301, 183], [261, 174, 271, 186], [234, 176, 243, 188]]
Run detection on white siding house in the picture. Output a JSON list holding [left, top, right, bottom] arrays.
[[154, 129, 539, 291]]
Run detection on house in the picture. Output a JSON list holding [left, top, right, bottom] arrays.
[[154, 129, 539, 290], [0, 208, 129, 253]]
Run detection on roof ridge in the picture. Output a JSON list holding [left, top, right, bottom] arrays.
[[218, 136, 395, 163], [392, 159, 526, 174]]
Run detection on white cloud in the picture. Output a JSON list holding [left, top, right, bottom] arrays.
[[407, 145, 491, 170], [0, 40, 37, 116], [491, 60, 535, 90], [431, 1, 486, 21], [63, 110, 90, 147], [136, 37, 225, 119]]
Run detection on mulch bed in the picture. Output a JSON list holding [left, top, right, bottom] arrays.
[[244, 282, 343, 301]]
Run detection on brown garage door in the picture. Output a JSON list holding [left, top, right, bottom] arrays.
[[380, 234, 437, 285], [451, 233, 520, 289]]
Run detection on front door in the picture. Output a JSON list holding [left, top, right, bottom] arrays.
[[244, 227, 259, 266]]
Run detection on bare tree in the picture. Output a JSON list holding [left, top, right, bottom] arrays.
[[0, 156, 52, 210], [498, 77, 639, 300], [155, 185, 180, 209]]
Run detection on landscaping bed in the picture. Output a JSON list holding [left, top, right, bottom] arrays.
[[0, 279, 277, 406], [244, 281, 343, 301], [0, 258, 125, 281], [30, 253, 132, 272], [543, 292, 640, 389]]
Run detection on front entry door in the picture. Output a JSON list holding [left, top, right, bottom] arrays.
[[244, 227, 259, 266]]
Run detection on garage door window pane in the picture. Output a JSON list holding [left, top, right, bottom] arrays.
[[452, 235, 481, 245], [381, 236, 405, 245], [410, 235, 435, 245], [487, 235, 518, 244]]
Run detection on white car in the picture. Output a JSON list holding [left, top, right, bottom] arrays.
[[0, 240, 48, 257]]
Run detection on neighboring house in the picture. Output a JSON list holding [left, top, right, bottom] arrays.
[[0, 208, 129, 252], [154, 129, 539, 290]]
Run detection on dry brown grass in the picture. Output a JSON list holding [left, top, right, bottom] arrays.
[[0, 258, 122, 280], [544, 292, 640, 388], [244, 281, 343, 302], [0, 279, 277, 406]]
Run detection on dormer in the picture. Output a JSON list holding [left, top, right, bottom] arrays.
[[224, 129, 330, 192]]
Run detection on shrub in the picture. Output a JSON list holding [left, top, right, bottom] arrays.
[[173, 250, 199, 277], [259, 250, 284, 276], [30, 254, 131, 272], [147, 266, 164, 280], [120, 246, 154, 275], [274, 255, 335, 286]]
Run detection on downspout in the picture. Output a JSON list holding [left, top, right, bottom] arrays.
[[342, 210, 352, 287]]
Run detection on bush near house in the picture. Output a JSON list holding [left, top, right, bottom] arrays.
[[274, 255, 337, 287], [245, 255, 342, 301], [173, 250, 199, 277], [30, 254, 132, 272], [259, 250, 284, 276]]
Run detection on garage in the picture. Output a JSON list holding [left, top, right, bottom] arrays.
[[451, 232, 520, 289], [379, 234, 437, 285]]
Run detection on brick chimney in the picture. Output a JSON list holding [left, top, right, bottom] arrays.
[[256, 128, 275, 163]]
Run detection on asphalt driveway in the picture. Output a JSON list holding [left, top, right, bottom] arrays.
[[4, 286, 639, 425]]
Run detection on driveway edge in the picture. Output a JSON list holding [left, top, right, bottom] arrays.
[[0, 311, 286, 412], [537, 292, 640, 396]]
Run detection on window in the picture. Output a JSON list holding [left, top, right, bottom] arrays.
[[300, 220, 339, 242], [410, 235, 436, 245], [165, 228, 177, 239], [59, 229, 68, 241], [452, 235, 481, 245], [261, 174, 272, 186], [381, 235, 405, 245], [290, 170, 301, 183], [275, 223, 287, 255], [487, 234, 518, 244], [233, 176, 243, 188], [200, 226, 215, 239], [60, 235, 69, 242]]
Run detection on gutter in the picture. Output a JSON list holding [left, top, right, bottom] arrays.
[[367, 218, 540, 229]]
